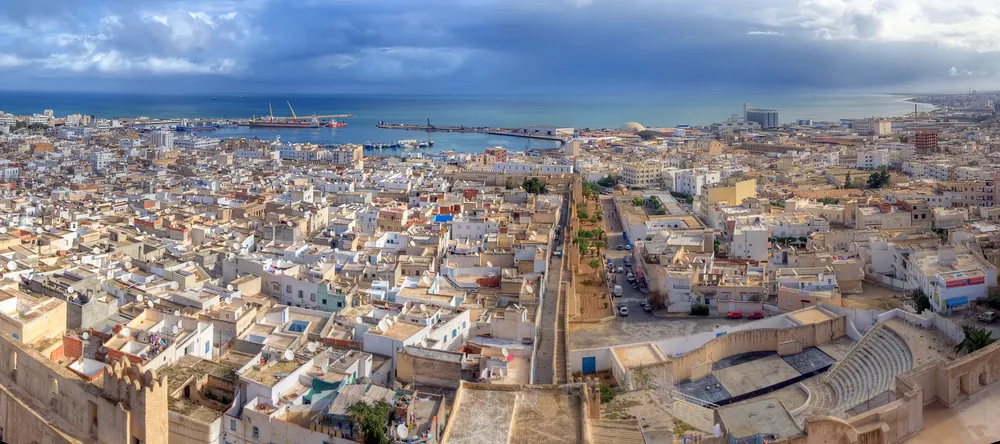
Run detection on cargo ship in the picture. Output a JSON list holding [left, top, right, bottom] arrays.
[[249, 101, 320, 128]]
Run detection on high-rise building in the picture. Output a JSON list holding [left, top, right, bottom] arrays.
[[743, 103, 779, 129], [914, 131, 938, 151], [854, 117, 892, 137], [151, 129, 174, 150]]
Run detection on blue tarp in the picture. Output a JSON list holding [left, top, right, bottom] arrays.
[[946, 296, 969, 307], [433, 215, 454, 223]]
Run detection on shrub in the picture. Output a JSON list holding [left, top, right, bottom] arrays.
[[690, 304, 710, 316], [599, 384, 615, 403]]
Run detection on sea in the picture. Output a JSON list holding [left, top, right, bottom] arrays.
[[0, 91, 934, 154]]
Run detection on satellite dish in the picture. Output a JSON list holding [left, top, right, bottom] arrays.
[[224, 296, 233, 305], [419, 303, 427, 312], [147, 301, 154, 308], [525, 285, 534, 293], [377, 319, 389, 332], [307, 342, 318, 353], [409, 240, 415, 247], [355, 316, 363, 324], [44, 225, 51, 231], [169, 281, 179, 290], [171, 325, 179, 335], [385, 319, 394, 328], [72, 255, 79, 261], [396, 424, 408, 440], [35, 227, 42, 234], [66, 286, 75, 294], [501, 347, 509, 358], [232, 242, 241, 250], [486, 261, 493, 267], [283, 350, 294, 361], [173, 310, 181, 316], [136, 294, 143, 302], [135, 211, 141, 216], [5, 261, 15, 271], [286, 220, 295, 228], [124, 260, 133, 268], [106, 270, 114, 279], [0, 227, 7, 234], [120, 327, 131, 337], [81, 332, 89, 340], [240, 248, 248, 255], [226, 284, 234, 292], [93, 248, 102, 255]]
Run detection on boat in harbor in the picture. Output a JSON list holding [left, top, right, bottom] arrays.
[[326, 119, 347, 128], [215, 122, 239, 129], [249, 101, 320, 129]]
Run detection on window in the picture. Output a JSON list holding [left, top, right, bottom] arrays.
[[230, 419, 236, 431], [337, 302, 343, 307], [286, 285, 291, 293], [322, 299, 327, 305], [452, 329, 457, 338], [252, 426, 259, 439], [310, 293, 316, 302]]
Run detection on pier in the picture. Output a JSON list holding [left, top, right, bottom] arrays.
[[376, 121, 571, 144]]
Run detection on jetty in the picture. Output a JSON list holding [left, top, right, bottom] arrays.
[[376, 121, 572, 144]]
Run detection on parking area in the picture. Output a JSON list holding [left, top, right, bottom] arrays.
[[948, 304, 1000, 339]]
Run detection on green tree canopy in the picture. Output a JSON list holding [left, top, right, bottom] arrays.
[[347, 401, 393, 444], [522, 177, 548, 194]]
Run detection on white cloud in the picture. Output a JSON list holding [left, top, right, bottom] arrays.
[[0, 54, 27, 69], [745, 0, 1000, 52], [746, 30, 785, 36]]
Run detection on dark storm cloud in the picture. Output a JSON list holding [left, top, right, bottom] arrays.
[[0, 0, 997, 93]]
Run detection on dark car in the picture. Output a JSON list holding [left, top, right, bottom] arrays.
[[642, 303, 653, 312], [727, 310, 743, 319], [749, 311, 765, 320]]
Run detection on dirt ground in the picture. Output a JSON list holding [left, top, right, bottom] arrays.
[[842, 282, 904, 311], [573, 198, 616, 321]]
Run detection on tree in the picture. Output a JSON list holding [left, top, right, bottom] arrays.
[[593, 210, 603, 222], [866, 167, 891, 189], [597, 174, 618, 188], [592, 240, 606, 256], [633, 197, 646, 207], [347, 401, 392, 444], [574, 237, 590, 256], [505, 176, 516, 189], [904, 289, 932, 314], [690, 304, 709, 316], [638, 130, 658, 141], [577, 208, 590, 220], [955, 325, 996, 354], [844, 171, 853, 188], [522, 177, 548, 194], [588, 259, 602, 272]]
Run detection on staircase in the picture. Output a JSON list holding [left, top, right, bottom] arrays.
[[822, 324, 913, 411], [554, 284, 568, 384]]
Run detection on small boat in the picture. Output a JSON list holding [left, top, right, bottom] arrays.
[[326, 119, 347, 128]]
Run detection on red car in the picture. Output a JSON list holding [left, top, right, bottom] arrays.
[[727, 310, 743, 319], [749, 311, 765, 320]]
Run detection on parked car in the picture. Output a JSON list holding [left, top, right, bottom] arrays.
[[626, 273, 635, 282], [619, 306, 629, 317], [625, 244, 633, 250], [616, 265, 624, 273], [618, 301, 628, 309], [642, 303, 653, 312], [613, 285, 623, 298], [749, 311, 765, 320], [727, 310, 743, 319], [623, 256, 631, 266], [617, 244, 624, 250], [979, 311, 997, 323]]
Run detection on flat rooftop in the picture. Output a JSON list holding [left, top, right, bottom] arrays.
[[444, 383, 585, 444], [719, 397, 804, 441], [241, 359, 303, 386], [790, 307, 836, 325]]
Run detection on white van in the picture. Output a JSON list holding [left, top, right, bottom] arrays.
[[613, 285, 623, 297]]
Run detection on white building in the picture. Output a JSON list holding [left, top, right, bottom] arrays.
[[730, 224, 769, 261], [622, 162, 662, 189], [176, 135, 221, 150], [150, 129, 174, 150], [856, 149, 891, 169], [675, 169, 721, 196]]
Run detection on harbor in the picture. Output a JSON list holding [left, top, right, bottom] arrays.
[[376, 120, 573, 144]]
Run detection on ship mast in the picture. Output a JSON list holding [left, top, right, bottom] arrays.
[[268, 101, 274, 123]]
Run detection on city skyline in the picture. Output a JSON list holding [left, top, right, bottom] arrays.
[[1, 0, 999, 94]]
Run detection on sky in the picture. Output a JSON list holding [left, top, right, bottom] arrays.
[[1, 0, 999, 94]]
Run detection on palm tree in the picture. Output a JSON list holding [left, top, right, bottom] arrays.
[[956, 325, 997, 354], [592, 240, 606, 256]]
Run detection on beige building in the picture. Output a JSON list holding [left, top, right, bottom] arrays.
[[621, 162, 662, 189], [0, 283, 67, 346], [706, 178, 757, 206]]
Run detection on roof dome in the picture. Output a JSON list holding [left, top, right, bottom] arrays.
[[621, 122, 645, 132]]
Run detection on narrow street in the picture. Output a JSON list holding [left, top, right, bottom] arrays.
[[534, 194, 570, 384]]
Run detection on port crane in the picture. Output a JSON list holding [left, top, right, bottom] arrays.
[[256, 101, 348, 123]]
